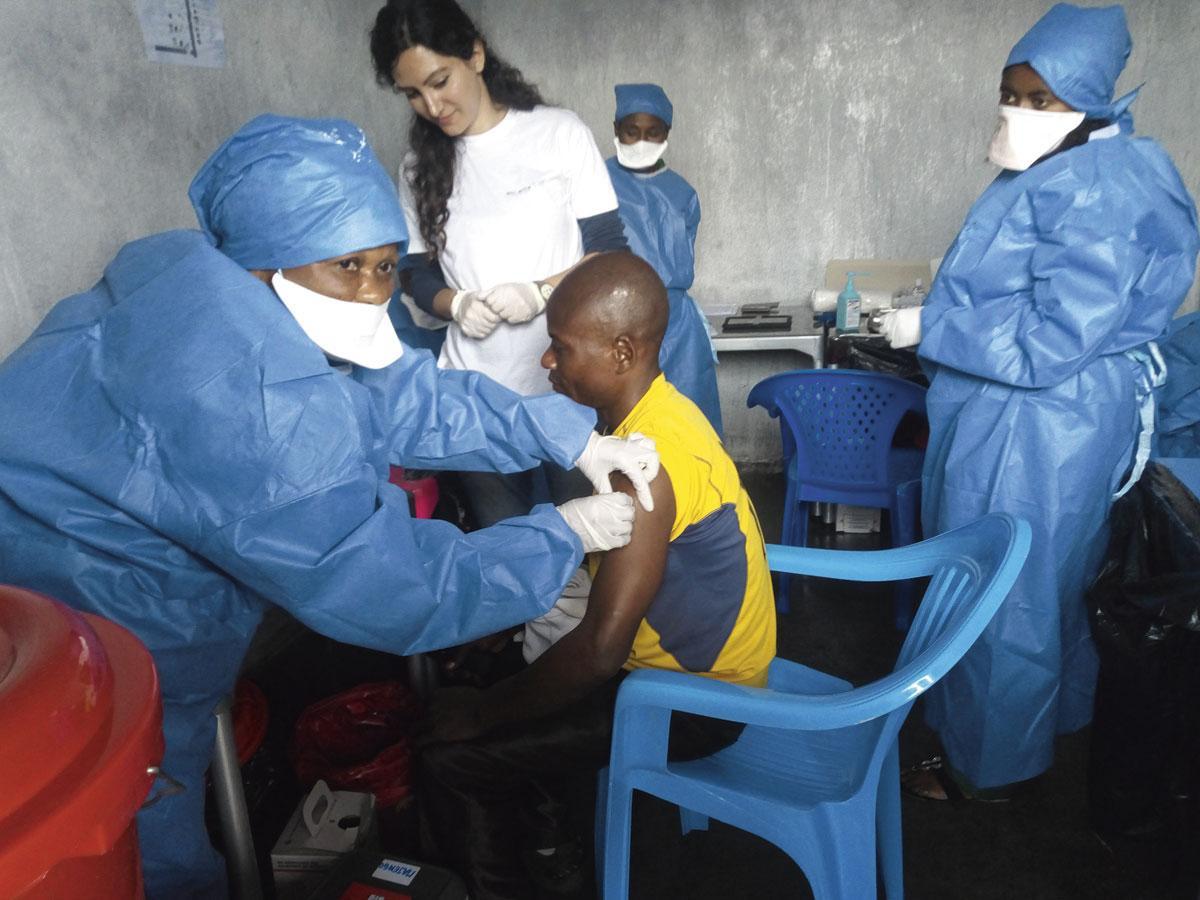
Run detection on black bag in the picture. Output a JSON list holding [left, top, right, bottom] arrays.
[[843, 341, 928, 386], [1086, 462, 1200, 843]]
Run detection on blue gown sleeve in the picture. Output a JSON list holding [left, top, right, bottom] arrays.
[[200, 476, 582, 654], [355, 347, 597, 472], [920, 179, 1147, 389], [578, 210, 629, 253], [684, 185, 701, 247], [402, 252, 450, 317]]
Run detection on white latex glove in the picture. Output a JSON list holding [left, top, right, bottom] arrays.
[[557, 493, 636, 553], [450, 289, 501, 339], [574, 431, 660, 512], [480, 281, 546, 324], [879, 307, 922, 349]]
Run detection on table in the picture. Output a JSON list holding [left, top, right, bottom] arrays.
[[705, 305, 826, 467], [706, 305, 825, 369]]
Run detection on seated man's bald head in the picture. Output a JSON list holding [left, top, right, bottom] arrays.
[[551, 252, 668, 350], [542, 252, 670, 423]]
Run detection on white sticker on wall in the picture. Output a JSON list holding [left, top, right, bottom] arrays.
[[371, 858, 421, 886], [135, 0, 226, 68]]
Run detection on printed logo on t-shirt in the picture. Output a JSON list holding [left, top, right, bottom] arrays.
[[506, 175, 559, 197]]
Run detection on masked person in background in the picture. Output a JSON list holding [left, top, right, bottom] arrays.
[[371, 0, 631, 532], [880, 4, 1199, 801], [0, 114, 659, 898], [605, 83, 723, 434]]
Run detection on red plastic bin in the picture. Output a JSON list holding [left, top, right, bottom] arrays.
[[0, 586, 163, 899]]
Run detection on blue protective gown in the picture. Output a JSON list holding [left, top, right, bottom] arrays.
[[918, 131, 1200, 788], [605, 157, 722, 434], [1155, 311, 1200, 458], [0, 230, 594, 898]]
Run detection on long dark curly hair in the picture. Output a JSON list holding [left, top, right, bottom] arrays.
[[370, 0, 544, 257]]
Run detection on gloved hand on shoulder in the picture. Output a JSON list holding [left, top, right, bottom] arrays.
[[574, 431, 659, 511], [557, 493, 636, 554]]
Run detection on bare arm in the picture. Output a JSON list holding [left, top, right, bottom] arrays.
[[420, 467, 675, 742]]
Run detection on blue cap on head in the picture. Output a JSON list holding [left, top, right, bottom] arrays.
[[189, 114, 408, 270], [1005, 3, 1137, 122], [614, 83, 673, 128]]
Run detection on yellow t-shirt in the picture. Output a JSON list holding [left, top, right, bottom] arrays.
[[609, 374, 776, 687]]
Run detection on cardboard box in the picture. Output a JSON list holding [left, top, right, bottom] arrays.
[[271, 780, 377, 899], [308, 849, 469, 900]]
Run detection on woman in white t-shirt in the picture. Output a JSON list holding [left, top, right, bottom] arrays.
[[371, 0, 628, 526]]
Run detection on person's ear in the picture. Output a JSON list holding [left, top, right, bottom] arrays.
[[612, 334, 635, 373], [471, 40, 486, 75]]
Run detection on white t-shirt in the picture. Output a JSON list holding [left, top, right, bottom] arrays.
[[399, 106, 618, 395]]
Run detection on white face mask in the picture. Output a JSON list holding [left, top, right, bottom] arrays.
[[614, 137, 668, 170], [271, 271, 403, 369], [987, 104, 1085, 171]]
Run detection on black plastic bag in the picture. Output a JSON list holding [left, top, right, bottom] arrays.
[[843, 341, 928, 386], [1086, 461, 1200, 841]]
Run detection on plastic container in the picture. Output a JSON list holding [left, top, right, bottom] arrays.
[[0, 586, 163, 899], [388, 467, 440, 520]]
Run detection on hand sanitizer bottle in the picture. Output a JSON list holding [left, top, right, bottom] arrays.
[[836, 271, 864, 334]]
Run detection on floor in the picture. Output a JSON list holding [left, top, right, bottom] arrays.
[[237, 470, 1197, 900]]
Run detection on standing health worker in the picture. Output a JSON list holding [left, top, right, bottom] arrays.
[[881, 4, 1200, 800], [0, 115, 656, 898], [371, 0, 630, 528], [606, 83, 723, 433]]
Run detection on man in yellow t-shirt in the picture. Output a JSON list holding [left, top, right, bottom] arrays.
[[416, 251, 776, 900]]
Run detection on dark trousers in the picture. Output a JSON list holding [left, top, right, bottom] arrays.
[[458, 462, 591, 529], [417, 670, 743, 900]]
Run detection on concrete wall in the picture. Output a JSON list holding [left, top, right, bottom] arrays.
[[0, 0, 410, 358], [477, 0, 1200, 464]]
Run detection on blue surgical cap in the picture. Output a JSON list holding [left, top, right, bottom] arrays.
[[1005, 3, 1137, 122], [614, 84, 673, 128], [189, 114, 408, 270]]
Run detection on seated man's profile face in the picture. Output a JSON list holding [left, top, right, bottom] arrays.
[[544, 309, 619, 408], [541, 301, 618, 410], [252, 242, 399, 304]]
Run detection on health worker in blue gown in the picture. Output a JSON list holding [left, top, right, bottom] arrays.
[[605, 83, 723, 434], [0, 114, 661, 899], [880, 4, 1200, 799]]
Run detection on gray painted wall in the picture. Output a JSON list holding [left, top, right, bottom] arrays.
[[477, 0, 1199, 311], [0, 0, 410, 357], [477, 0, 1200, 464]]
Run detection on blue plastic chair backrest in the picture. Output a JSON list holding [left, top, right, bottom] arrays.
[[763, 513, 1031, 791], [748, 370, 926, 492]]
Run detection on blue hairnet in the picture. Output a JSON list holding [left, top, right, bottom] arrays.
[[189, 114, 408, 270], [614, 83, 673, 128], [1005, 3, 1138, 122]]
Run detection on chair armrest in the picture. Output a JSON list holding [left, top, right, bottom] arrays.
[[767, 540, 941, 583], [613, 663, 897, 733]]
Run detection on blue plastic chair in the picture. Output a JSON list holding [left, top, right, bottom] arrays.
[[596, 513, 1031, 900], [748, 369, 927, 625]]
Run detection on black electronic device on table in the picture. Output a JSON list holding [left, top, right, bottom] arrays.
[[722, 314, 792, 333]]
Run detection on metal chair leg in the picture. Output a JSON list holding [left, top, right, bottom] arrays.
[[212, 697, 263, 900]]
